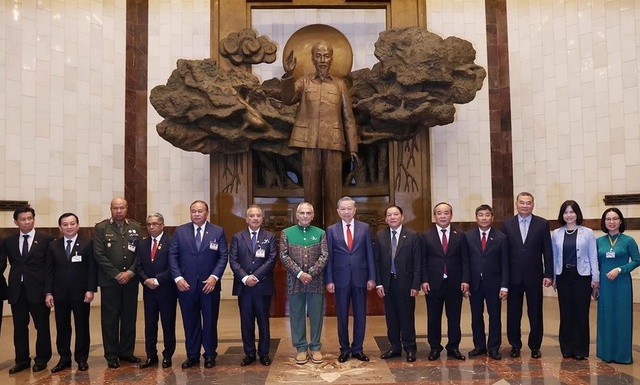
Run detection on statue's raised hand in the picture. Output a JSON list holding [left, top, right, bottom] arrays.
[[283, 50, 297, 77]]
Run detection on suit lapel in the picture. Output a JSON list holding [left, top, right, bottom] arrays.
[[338, 223, 348, 250], [243, 230, 252, 255], [395, 228, 407, 256], [257, 230, 267, 251]]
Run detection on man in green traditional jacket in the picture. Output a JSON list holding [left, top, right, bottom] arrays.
[[280, 202, 328, 365]]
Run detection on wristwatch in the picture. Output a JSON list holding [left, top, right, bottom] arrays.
[[617, 267, 622, 273]]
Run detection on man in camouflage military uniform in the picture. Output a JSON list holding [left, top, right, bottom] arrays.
[[93, 197, 141, 368], [280, 202, 328, 365]]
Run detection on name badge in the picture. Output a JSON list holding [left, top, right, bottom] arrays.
[[71, 254, 82, 263], [128, 244, 137, 252], [606, 251, 616, 259], [256, 249, 266, 258], [210, 241, 219, 251]]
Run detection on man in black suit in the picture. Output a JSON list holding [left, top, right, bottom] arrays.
[[45, 213, 98, 373], [136, 213, 177, 369], [420, 202, 470, 361], [465, 205, 509, 360], [374, 205, 420, 363], [229, 205, 277, 367], [4, 207, 53, 374], [500, 192, 553, 359]]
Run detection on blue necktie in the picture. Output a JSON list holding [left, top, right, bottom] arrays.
[[195, 227, 202, 249], [391, 230, 397, 274], [251, 231, 257, 254], [66, 239, 73, 259]]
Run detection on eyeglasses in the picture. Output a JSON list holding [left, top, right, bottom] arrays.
[[605, 217, 620, 223], [146, 222, 163, 227]]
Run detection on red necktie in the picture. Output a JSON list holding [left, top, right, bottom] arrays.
[[151, 238, 158, 262], [441, 229, 448, 275], [346, 224, 353, 251], [481, 232, 487, 251]]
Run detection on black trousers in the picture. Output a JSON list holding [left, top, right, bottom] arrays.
[[556, 267, 592, 357], [143, 291, 177, 359], [425, 279, 463, 352], [237, 293, 272, 357], [469, 280, 502, 351], [383, 278, 416, 353], [54, 297, 91, 363], [11, 286, 52, 366], [507, 281, 544, 350]]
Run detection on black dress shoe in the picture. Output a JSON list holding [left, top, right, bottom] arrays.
[[181, 358, 200, 369], [78, 362, 89, 371], [406, 352, 417, 362], [241, 355, 256, 367], [562, 353, 574, 359], [51, 361, 72, 373], [428, 349, 441, 361], [9, 364, 30, 374], [107, 360, 120, 369], [204, 357, 216, 368], [259, 355, 272, 366], [447, 350, 466, 360], [468, 348, 488, 358], [162, 358, 172, 368], [575, 355, 586, 361], [139, 357, 159, 369], [351, 352, 370, 362], [380, 350, 402, 359], [32, 363, 47, 372], [488, 351, 502, 360], [119, 355, 141, 364], [531, 349, 541, 359], [509, 347, 521, 358], [338, 353, 350, 363]]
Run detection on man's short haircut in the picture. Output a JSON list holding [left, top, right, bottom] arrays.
[[190, 200, 209, 211], [475, 204, 494, 216], [58, 212, 79, 225], [13, 206, 35, 220], [433, 202, 453, 215], [146, 213, 164, 224]]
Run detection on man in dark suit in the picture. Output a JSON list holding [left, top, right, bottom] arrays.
[[136, 213, 177, 369], [374, 205, 420, 363], [500, 192, 553, 359], [465, 205, 509, 360], [169, 200, 228, 369], [421, 202, 470, 361], [326, 196, 376, 363], [45, 212, 97, 373], [93, 197, 141, 368], [229, 205, 277, 367], [4, 206, 53, 374]]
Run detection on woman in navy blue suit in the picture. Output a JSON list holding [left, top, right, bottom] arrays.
[[551, 200, 599, 360]]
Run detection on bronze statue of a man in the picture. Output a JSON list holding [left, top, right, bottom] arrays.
[[281, 41, 358, 225]]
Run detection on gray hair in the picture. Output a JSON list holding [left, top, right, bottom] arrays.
[[146, 213, 164, 224]]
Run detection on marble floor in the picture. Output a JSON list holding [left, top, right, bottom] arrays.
[[0, 298, 639, 385]]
